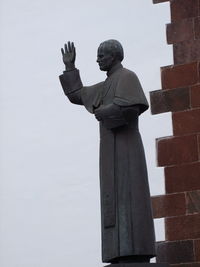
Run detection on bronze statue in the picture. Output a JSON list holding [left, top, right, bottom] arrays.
[[59, 40, 156, 264]]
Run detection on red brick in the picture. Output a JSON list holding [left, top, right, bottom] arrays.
[[165, 214, 200, 241], [171, 263, 200, 267], [167, 19, 194, 44], [153, 0, 169, 3], [161, 62, 198, 89], [195, 17, 200, 39], [191, 85, 200, 108], [174, 39, 200, 65], [198, 134, 200, 159], [170, 0, 199, 22], [150, 87, 190, 115], [172, 109, 200, 136], [157, 135, 198, 167], [186, 190, 200, 214], [165, 162, 200, 193], [151, 193, 186, 218], [156, 240, 195, 264], [195, 239, 200, 261]]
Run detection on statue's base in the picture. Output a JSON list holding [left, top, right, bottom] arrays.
[[105, 264, 169, 267]]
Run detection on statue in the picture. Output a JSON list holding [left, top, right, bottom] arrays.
[[59, 40, 156, 264]]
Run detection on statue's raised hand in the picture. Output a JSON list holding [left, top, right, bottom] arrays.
[[61, 42, 76, 71]]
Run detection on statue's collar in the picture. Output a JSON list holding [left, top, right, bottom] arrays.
[[107, 63, 123, 77]]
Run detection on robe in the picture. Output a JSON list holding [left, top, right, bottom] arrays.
[[59, 64, 156, 263]]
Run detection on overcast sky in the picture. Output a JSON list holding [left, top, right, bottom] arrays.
[[0, 1, 172, 267]]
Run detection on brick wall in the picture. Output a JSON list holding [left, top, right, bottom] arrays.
[[151, 0, 200, 266]]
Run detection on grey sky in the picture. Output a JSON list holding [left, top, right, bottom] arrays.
[[0, 1, 172, 266]]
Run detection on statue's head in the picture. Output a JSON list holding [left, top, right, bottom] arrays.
[[97, 39, 124, 71]]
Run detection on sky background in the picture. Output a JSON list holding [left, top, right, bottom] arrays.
[[0, 1, 172, 266]]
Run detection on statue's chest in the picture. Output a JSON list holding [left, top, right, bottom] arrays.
[[100, 76, 118, 105]]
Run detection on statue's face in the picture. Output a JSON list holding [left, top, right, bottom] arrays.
[[97, 45, 114, 71]]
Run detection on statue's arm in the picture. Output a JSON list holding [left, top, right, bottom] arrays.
[[59, 41, 83, 105], [94, 104, 140, 129]]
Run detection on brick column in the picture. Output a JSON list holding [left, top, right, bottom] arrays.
[[151, 0, 200, 266]]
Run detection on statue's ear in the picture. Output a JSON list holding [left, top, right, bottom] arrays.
[[111, 53, 117, 62]]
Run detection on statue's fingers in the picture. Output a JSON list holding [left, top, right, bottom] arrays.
[[73, 47, 76, 60], [64, 43, 68, 53], [68, 41, 72, 52], [95, 113, 101, 121], [61, 48, 64, 56]]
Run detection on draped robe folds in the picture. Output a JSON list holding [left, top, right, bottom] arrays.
[[59, 64, 156, 263]]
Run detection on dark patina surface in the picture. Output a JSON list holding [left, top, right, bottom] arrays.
[[59, 40, 156, 264]]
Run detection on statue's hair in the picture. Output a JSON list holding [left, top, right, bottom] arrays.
[[99, 39, 124, 62]]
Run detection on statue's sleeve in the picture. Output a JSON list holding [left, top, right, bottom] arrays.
[[59, 69, 103, 113], [113, 69, 149, 115], [59, 69, 83, 105], [81, 82, 103, 114]]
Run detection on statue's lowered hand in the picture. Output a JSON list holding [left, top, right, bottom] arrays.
[[94, 104, 121, 122], [94, 104, 127, 129], [94, 107, 105, 121], [61, 41, 76, 71]]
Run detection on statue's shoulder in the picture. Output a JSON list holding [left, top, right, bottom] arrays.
[[120, 67, 139, 80]]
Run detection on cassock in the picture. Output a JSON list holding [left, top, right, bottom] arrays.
[[59, 63, 156, 263]]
